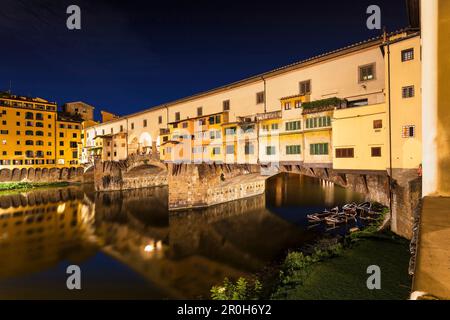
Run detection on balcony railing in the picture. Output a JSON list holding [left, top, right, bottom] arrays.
[[256, 111, 282, 121]]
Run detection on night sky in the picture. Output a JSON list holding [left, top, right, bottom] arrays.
[[0, 0, 408, 120]]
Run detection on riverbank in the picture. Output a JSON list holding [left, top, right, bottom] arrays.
[[272, 233, 411, 299], [211, 209, 412, 300], [0, 181, 72, 194]]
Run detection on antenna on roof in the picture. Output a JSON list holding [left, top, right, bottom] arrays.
[[8, 80, 12, 94]]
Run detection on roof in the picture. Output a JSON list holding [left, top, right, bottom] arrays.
[[89, 28, 419, 129]]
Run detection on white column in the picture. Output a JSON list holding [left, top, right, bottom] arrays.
[[421, 0, 439, 196]]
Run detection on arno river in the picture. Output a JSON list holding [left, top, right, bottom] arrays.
[[0, 173, 363, 299]]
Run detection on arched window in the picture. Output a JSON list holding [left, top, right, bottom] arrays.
[[25, 130, 34, 136], [25, 150, 34, 158], [25, 112, 34, 120], [36, 122, 44, 128], [25, 140, 34, 145], [36, 131, 44, 136], [36, 140, 44, 146]]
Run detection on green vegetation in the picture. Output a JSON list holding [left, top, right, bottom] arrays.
[[0, 181, 71, 193], [211, 207, 412, 300], [302, 97, 345, 110], [211, 277, 262, 300]]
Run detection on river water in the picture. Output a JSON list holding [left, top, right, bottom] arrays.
[[0, 173, 364, 299]]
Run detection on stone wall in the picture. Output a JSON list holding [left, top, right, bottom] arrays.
[[167, 163, 266, 210], [94, 159, 168, 192], [0, 167, 86, 184]]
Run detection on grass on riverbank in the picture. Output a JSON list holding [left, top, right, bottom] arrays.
[[211, 208, 412, 300], [0, 181, 71, 193], [272, 234, 411, 300]]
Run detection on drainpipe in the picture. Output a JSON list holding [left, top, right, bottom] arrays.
[[261, 76, 267, 113], [386, 34, 394, 218]]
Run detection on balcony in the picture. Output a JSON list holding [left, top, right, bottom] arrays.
[[256, 111, 282, 121]]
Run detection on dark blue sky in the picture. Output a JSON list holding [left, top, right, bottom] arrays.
[[0, 0, 408, 120]]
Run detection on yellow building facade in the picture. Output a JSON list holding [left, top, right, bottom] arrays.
[[0, 93, 83, 169]]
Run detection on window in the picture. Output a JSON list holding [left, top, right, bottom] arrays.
[[402, 86, 415, 98], [36, 113, 43, 120], [256, 91, 265, 104], [36, 140, 44, 146], [25, 131, 34, 136], [226, 145, 235, 154], [310, 143, 329, 155], [359, 64, 375, 81], [26, 151, 34, 158], [306, 116, 331, 128], [25, 112, 33, 120], [402, 125, 415, 138], [2, 120, 6, 125], [59, 132, 64, 138], [294, 100, 302, 108], [0, 130, 8, 134], [271, 123, 278, 130], [299, 80, 311, 95], [212, 147, 221, 155], [143, 120, 147, 127], [175, 112, 180, 121], [182, 122, 188, 128], [223, 100, 230, 111], [111, 128, 113, 134], [70, 142, 77, 148], [36, 131, 43, 136], [348, 99, 368, 107], [286, 145, 301, 155], [120, 125, 124, 132], [59, 141, 64, 146], [225, 127, 236, 135], [73, 133, 77, 138], [131, 123, 135, 130], [371, 147, 382, 157], [197, 107, 203, 116], [373, 120, 383, 129], [158, 116, 162, 124], [401, 48, 414, 62], [286, 121, 301, 131], [245, 142, 254, 155], [15, 151, 22, 156], [284, 102, 291, 110], [215, 115, 221, 124], [266, 146, 276, 155], [335, 148, 354, 158]]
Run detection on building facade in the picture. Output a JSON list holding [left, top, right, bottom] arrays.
[[0, 93, 83, 169]]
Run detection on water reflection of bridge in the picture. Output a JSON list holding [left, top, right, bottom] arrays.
[[0, 185, 313, 299], [94, 187, 313, 298]]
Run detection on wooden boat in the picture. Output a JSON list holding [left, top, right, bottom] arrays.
[[307, 211, 333, 223], [343, 203, 358, 216], [307, 206, 339, 223], [325, 213, 350, 226]]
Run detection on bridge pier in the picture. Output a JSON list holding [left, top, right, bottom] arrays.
[[167, 163, 266, 210]]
